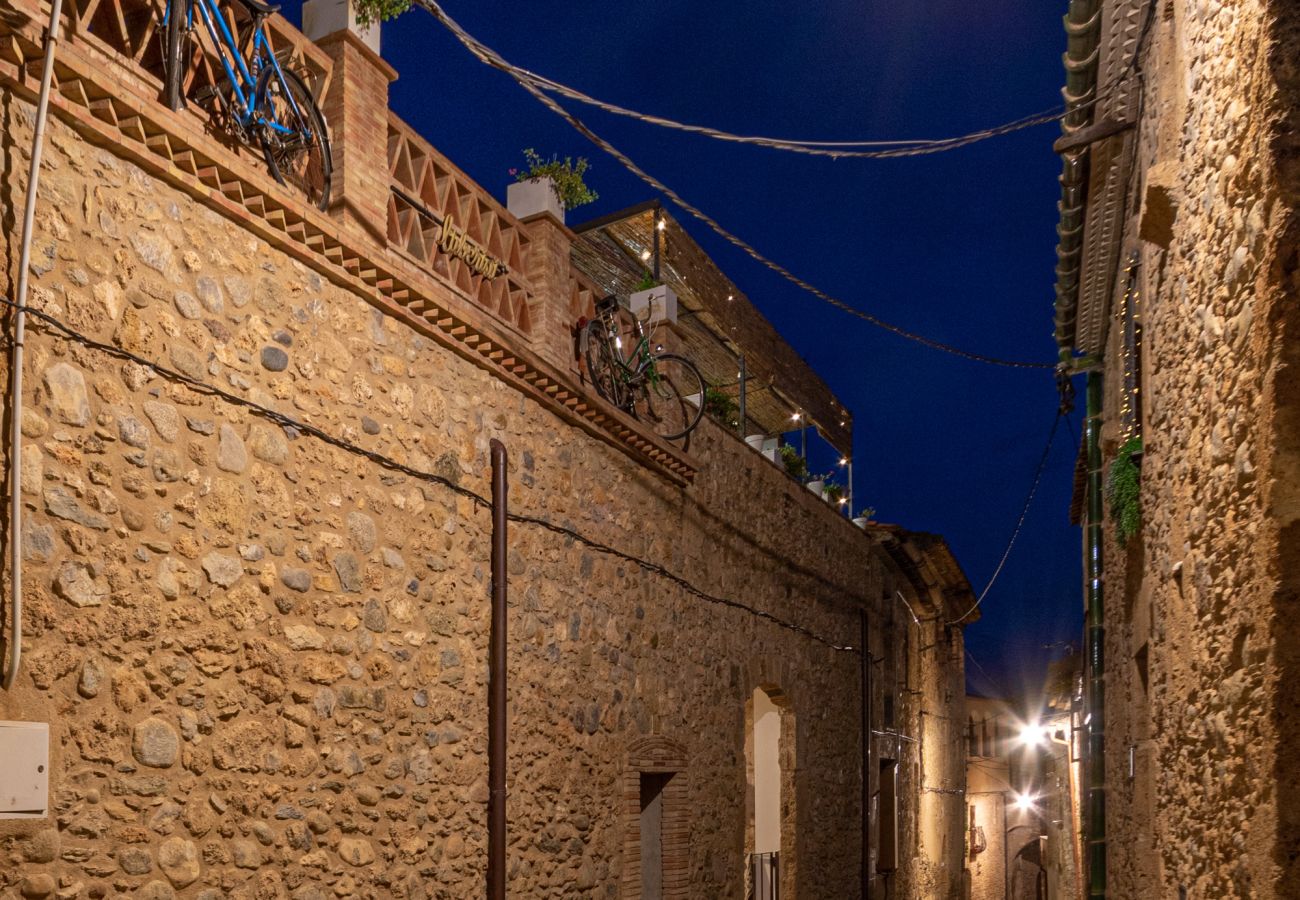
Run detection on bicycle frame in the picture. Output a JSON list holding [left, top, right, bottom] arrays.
[[601, 313, 658, 389], [168, 0, 306, 138]]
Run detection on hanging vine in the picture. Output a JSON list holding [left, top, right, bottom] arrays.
[[1107, 436, 1143, 546]]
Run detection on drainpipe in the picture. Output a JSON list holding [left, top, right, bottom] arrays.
[[5, 0, 65, 691], [488, 439, 508, 900], [1083, 372, 1106, 898], [860, 610, 872, 900]]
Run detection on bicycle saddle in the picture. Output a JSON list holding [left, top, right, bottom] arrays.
[[235, 0, 281, 17]]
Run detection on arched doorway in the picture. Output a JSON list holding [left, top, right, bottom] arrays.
[[745, 686, 796, 899], [1009, 835, 1045, 900]]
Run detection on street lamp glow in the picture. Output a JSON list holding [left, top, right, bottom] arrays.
[[1018, 722, 1047, 748], [1012, 792, 1037, 813]]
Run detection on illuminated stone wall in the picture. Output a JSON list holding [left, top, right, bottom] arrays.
[[1096, 0, 1300, 896], [0, 24, 974, 898]]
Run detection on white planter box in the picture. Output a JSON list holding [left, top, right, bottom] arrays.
[[627, 285, 678, 325], [852, 517, 869, 529], [806, 479, 824, 495], [746, 435, 778, 461], [302, 0, 379, 53], [507, 177, 563, 223]]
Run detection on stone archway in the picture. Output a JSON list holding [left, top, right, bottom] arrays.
[[745, 684, 797, 899]]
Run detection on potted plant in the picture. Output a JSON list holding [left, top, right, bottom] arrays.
[[851, 507, 876, 529], [627, 271, 678, 326], [506, 149, 598, 224], [779, 444, 807, 481], [823, 480, 845, 507], [703, 385, 739, 428]]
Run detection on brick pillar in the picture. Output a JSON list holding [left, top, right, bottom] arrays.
[[304, 2, 397, 242], [518, 212, 579, 375]]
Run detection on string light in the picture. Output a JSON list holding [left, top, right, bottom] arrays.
[[839, 457, 848, 466], [639, 248, 652, 262], [1117, 254, 1143, 442], [656, 218, 666, 231], [791, 412, 801, 422]]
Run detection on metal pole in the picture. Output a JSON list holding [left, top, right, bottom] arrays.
[[737, 355, 747, 437], [6, 0, 65, 691], [652, 207, 661, 281], [847, 460, 854, 518], [488, 440, 508, 900], [861, 611, 872, 900]]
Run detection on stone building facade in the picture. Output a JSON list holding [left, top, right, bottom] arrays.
[[1051, 0, 1300, 897], [0, 1, 975, 898]]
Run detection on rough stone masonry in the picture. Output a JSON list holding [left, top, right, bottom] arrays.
[[0, 46, 971, 900]]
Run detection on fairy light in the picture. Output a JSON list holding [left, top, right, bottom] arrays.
[[656, 218, 666, 231], [640, 248, 652, 262], [791, 412, 801, 422], [1117, 254, 1143, 441]]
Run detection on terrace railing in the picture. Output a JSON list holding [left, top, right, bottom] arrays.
[[386, 114, 536, 337]]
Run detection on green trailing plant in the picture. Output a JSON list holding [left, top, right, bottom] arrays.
[[822, 480, 844, 504], [512, 148, 598, 211], [1107, 435, 1143, 546], [856, 506, 877, 521], [703, 385, 739, 428], [778, 444, 807, 480], [354, 0, 411, 26], [633, 271, 658, 292]]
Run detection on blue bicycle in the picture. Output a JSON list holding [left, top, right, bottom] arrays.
[[162, 0, 333, 210]]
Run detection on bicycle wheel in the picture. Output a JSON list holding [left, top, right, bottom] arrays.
[[255, 66, 333, 212], [163, 0, 189, 112], [583, 318, 628, 409], [631, 352, 705, 441]]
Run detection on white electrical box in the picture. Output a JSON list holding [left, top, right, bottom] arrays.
[[0, 721, 49, 818]]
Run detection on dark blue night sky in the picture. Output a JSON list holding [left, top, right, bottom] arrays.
[[295, 1, 1085, 695]]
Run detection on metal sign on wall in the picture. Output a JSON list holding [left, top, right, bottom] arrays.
[[438, 215, 507, 280]]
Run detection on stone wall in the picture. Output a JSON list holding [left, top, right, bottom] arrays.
[[1097, 0, 1300, 896], [0, 71, 968, 900]]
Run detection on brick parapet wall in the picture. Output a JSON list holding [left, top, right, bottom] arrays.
[[314, 29, 397, 244]]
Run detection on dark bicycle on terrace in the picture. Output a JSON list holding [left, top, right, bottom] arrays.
[[582, 295, 705, 441], [161, 0, 332, 210]]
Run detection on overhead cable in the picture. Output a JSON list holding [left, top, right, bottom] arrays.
[[2, 297, 859, 654], [415, 0, 1055, 371], [946, 409, 1064, 625], [510, 69, 1072, 160], [420, 7, 1138, 161]]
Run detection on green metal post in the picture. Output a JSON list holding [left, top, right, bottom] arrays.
[[1084, 371, 1106, 898]]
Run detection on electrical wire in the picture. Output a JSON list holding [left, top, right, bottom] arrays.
[[414, 0, 1056, 371], [417, 3, 1145, 161], [510, 69, 1073, 160], [1, 296, 859, 654], [946, 409, 1064, 625]]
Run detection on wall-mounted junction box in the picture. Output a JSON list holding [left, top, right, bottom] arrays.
[[0, 721, 49, 818]]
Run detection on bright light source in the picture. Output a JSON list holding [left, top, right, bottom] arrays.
[[727, 294, 734, 301], [1012, 792, 1037, 813], [640, 249, 652, 261], [791, 412, 801, 421], [656, 219, 666, 231], [838, 498, 847, 506], [839, 457, 849, 466], [1018, 723, 1047, 748]]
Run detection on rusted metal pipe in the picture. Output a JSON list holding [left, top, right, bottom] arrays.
[[488, 439, 508, 900], [861, 610, 872, 900]]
